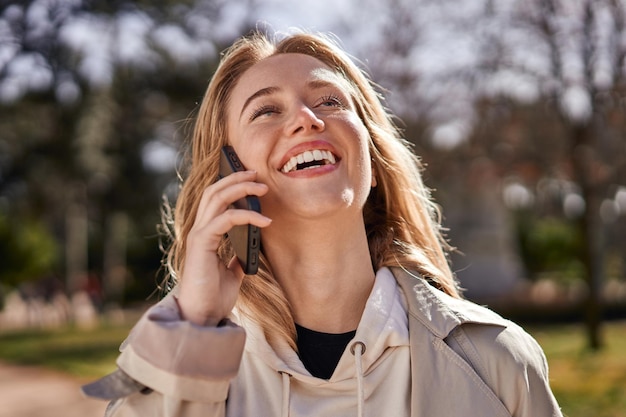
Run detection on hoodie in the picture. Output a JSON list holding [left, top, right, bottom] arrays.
[[227, 267, 410, 416]]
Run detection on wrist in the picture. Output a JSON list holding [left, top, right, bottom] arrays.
[[173, 295, 224, 327]]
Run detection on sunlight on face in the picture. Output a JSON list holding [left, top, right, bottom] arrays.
[[225, 53, 374, 224]]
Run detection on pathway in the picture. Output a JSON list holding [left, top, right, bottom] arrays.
[[0, 362, 107, 417]]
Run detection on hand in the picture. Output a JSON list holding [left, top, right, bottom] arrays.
[[177, 170, 271, 326]]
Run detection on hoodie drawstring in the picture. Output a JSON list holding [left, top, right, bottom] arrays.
[[350, 341, 366, 417], [280, 371, 291, 417], [281, 342, 366, 417]]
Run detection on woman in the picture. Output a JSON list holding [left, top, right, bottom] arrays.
[[84, 30, 563, 417]]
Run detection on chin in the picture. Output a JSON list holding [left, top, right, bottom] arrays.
[[263, 185, 367, 219]]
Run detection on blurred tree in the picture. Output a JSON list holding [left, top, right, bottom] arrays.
[[483, 0, 626, 349], [0, 0, 258, 305], [350, 0, 529, 298], [346, 0, 626, 349], [0, 212, 60, 286]]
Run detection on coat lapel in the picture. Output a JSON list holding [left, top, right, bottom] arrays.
[[391, 268, 512, 417]]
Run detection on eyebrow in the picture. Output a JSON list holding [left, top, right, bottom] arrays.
[[240, 86, 280, 118]]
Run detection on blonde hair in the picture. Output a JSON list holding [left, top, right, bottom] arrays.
[[162, 30, 459, 349]]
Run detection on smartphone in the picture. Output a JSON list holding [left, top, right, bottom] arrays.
[[219, 146, 261, 275]]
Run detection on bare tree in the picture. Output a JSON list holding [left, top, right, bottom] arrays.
[[346, 0, 626, 349], [496, 0, 626, 349]]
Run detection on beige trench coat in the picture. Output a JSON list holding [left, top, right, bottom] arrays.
[[84, 267, 563, 417]]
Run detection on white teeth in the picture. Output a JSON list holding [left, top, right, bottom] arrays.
[[281, 149, 337, 173]]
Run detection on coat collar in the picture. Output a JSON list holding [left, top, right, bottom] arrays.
[[390, 267, 509, 339]]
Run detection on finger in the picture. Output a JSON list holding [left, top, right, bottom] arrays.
[[223, 208, 272, 228], [215, 181, 269, 209], [195, 171, 258, 217], [187, 209, 271, 251], [207, 208, 272, 237], [196, 176, 268, 224], [211, 170, 261, 196], [195, 186, 269, 230]]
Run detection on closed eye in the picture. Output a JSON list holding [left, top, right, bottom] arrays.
[[318, 94, 344, 107], [250, 104, 280, 121]]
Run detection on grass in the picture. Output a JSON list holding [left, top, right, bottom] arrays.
[[0, 320, 625, 415], [528, 321, 626, 417], [0, 324, 131, 379]]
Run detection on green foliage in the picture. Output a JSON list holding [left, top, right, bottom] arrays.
[[516, 214, 585, 282], [0, 213, 60, 287]]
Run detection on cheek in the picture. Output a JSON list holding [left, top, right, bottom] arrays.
[[345, 114, 371, 149], [350, 131, 374, 194], [353, 127, 375, 190], [349, 123, 373, 170], [233, 147, 262, 172], [227, 120, 252, 159], [228, 129, 273, 172]]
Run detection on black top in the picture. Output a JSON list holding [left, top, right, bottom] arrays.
[[295, 323, 357, 380]]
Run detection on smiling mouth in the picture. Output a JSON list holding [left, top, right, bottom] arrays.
[[280, 149, 337, 173]]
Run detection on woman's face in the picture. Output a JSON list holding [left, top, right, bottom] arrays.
[[226, 53, 375, 223]]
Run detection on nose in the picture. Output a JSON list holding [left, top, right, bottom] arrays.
[[285, 104, 325, 136]]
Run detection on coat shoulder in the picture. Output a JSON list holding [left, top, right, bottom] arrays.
[[391, 267, 510, 337]]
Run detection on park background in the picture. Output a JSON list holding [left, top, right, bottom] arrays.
[[0, 0, 625, 416]]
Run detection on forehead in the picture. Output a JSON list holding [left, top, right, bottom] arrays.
[[230, 53, 348, 105]]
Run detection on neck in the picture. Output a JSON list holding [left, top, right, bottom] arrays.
[[261, 214, 376, 333]]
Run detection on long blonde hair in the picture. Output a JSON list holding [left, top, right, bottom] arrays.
[[162, 30, 459, 349]]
